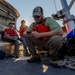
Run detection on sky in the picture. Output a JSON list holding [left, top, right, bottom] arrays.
[[5, 0, 75, 30]]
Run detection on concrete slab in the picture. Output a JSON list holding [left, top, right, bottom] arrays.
[[0, 56, 75, 75]]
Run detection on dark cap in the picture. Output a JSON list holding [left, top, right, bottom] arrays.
[[8, 22, 14, 26], [33, 6, 43, 16]]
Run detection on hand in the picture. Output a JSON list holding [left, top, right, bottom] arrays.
[[5, 34, 10, 37], [31, 31, 40, 38], [32, 22, 36, 25], [23, 31, 32, 37]]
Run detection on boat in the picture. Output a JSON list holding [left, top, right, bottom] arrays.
[[0, 0, 24, 57], [0, 1, 75, 74], [0, 0, 20, 29], [53, 0, 75, 35]]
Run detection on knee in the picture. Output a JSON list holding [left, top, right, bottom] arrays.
[[47, 36, 64, 48], [50, 36, 63, 43], [15, 40, 19, 43]]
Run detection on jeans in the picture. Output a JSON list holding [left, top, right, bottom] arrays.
[[3, 36, 19, 57], [21, 36, 28, 54]]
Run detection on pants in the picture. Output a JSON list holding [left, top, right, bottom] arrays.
[[20, 36, 28, 54], [4, 36, 19, 57], [25, 36, 66, 57]]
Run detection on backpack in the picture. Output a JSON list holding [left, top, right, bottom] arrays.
[[0, 50, 6, 59], [57, 29, 75, 59], [57, 38, 75, 59]]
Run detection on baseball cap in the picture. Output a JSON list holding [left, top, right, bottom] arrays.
[[33, 6, 43, 16], [8, 22, 14, 26]]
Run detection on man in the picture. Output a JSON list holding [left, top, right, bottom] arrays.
[[24, 6, 65, 63], [3, 23, 19, 58]]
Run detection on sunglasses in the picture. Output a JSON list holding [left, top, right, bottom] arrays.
[[33, 15, 40, 18]]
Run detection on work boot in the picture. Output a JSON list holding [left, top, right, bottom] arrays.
[[27, 54, 41, 63], [24, 53, 31, 56]]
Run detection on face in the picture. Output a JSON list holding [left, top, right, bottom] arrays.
[[21, 21, 25, 24], [21, 21, 26, 27], [33, 15, 43, 23], [8, 24, 13, 28]]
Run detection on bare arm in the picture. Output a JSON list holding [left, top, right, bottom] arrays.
[[31, 30, 63, 38]]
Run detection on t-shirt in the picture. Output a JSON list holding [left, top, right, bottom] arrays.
[[19, 26, 27, 36], [4, 28, 17, 36], [26, 17, 62, 33]]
